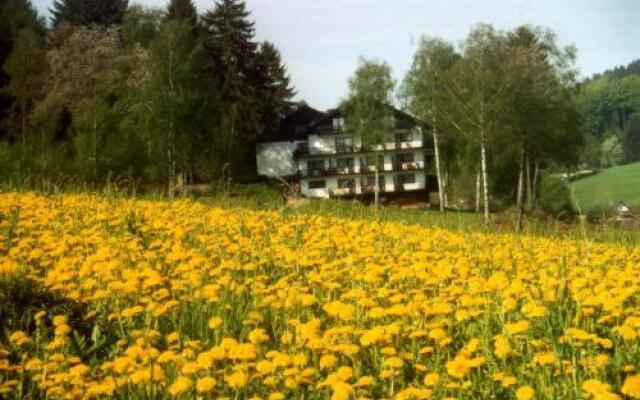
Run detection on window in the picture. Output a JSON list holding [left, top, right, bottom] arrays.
[[361, 154, 384, 170], [361, 175, 385, 189], [309, 180, 326, 189], [308, 160, 324, 171], [396, 153, 414, 163], [396, 173, 416, 184], [335, 137, 353, 153], [333, 117, 345, 130], [395, 131, 412, 143], [337, 158, 354, 170], [338, 178, 355, 189]]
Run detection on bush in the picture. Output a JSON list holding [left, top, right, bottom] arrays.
[[538, 174, 575, 218]]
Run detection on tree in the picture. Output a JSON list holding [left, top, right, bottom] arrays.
[[401, 37, 459, 211], [623, 112, 640, 163], [342, 58, 395, 208], [37, 25, 121, 180], [139, 19, 206, 192], [50, 0, 128, 27], [0, 0, 44, 140], [3, 27, 45, 143], [501, 26, 581, 229], [166, 0, 197, 26], [255, 41, 295, 141], [440, 25, 509, 223], [201, 0, 260, 178]]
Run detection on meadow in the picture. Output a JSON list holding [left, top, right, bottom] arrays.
[[1, 191, 640, 400], [570, 162, 640, 213]]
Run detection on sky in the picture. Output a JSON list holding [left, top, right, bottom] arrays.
[[33, 0, 640, 110]]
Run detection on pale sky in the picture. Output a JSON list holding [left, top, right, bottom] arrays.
[[33, 0, 640, 110]]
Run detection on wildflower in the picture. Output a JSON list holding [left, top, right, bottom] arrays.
[[423, 373, 440, 386], [505, 320, 530, 335], [9, 331, 28, 346], [248, 328, 270, 344], [208, 316, 223, 329], [515, 385, 535, 400], [168, 376, 192, 397], [196, 377, 216, 394], [622, 374, 640, 399]]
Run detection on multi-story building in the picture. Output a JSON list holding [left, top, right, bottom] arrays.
[[256, 103, 437, 203]]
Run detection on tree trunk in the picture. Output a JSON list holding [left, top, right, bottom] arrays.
[[532, 161, 539, 208], [475, 168, 481, 213], [516, 146, 526, 233], [433, 125, 445, 212], [443, 169, 449, 208], [93, 109, 98, 180], [525, 153, 532, 209], [374, 162, 379, 209], [480, 134, 490, 224], [21, 100, 26, 144]]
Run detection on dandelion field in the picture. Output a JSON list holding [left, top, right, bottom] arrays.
[[1, 192, 640, 400]]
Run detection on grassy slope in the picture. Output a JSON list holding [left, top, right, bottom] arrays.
[[570, 161, 640, 212]]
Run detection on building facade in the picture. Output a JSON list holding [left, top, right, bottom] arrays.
[[256, 104, 437, 202]]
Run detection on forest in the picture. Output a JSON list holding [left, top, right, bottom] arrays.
[[0, 0, 639, 218], [0, 0, 295, 190]]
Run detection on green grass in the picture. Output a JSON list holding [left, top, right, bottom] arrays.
[[570, 161, 640, 212]]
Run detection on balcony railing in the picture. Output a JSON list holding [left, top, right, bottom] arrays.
[[294, 143, 424, 158], [336, 166, 356, 175], [329, 187, 355, 197], [307, 168, 336, 177], [360, 185, 386, 194]]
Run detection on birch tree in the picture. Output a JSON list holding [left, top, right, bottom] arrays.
[[441, 25, 510, 223], [401, 37, 459, 212], [343, 58, 395, 208]]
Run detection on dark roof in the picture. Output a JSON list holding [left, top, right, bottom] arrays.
[[307, 104, 428, 134], [271, 103, 324, 141], [261, 102, 428, 142]]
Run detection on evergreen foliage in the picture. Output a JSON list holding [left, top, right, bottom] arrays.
[[50, 0, 128, 27]]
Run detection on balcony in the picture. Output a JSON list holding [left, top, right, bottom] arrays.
[[307, 168, 336, 178], [336, 166, 356, 175], [360, 185, 386, 194], [329, 187, 355, 197]]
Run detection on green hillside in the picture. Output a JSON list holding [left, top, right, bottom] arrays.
[[570, 162, 640, 211]]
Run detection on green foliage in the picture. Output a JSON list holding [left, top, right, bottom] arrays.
[[622, 112, 640, 163], [342, 58, 395, 145], [51, 0, 128, 27], [599, 131, 625, 167], [166, 0, 198, 26], [537, 174, 574, 217]]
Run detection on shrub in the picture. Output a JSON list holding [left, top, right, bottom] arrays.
[[538, 174, 575, 218]]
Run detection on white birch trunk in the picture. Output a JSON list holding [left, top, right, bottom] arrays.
[[516, 146, 526, 232], [475, 169, 481, 213], [433, 125, 445, 212], [480, 135, 490, 224]]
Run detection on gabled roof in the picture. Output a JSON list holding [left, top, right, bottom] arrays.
[[270, 103, 324, 141], [307, 104, 428, 134], [261, 102, 429, 143]]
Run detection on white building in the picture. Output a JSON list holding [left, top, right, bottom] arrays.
[[256, 104, 436, 202]]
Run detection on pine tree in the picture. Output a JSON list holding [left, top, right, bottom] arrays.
[[255, 41, 295, 140], [166, 0, 197, 26], [0, 0, 44, 140], [50, 0, 128, 27], [201, 0, 259, 177]]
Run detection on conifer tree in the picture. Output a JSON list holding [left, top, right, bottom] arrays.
[[166, 0, 197, 27], [50, 0, 128, 27], [255, 41, 295, 140], [201, 0, 259, 177]]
